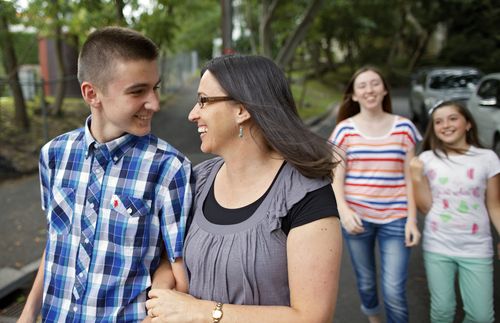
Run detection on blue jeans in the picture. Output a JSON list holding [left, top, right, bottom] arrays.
[[343, 218, 411, 323]]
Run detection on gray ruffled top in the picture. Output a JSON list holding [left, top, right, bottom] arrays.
[[184, 157, 330, 305]]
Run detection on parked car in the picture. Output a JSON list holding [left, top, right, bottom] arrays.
[[409, 66, 482, 128], [467, 73, 500, 155]]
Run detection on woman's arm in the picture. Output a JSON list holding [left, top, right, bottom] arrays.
[[146, 217, 342, 323], [409, 156, 433, 215], [404, 149, 421, 246], [332, 150, 364, 234]]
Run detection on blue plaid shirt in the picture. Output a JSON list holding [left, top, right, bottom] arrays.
[[39, 117, 192, 322]]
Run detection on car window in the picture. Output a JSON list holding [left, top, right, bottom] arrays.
[[477, 79, 500, 99], [428, 73, 482, 90]]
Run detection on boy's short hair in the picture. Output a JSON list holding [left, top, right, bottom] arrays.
[[77, 26, 159, 92]]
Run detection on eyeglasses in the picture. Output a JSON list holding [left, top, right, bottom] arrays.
[[197, 95, 233, 109]]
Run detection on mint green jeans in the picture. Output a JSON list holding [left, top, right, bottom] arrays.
[[423, 251, 494, 323]]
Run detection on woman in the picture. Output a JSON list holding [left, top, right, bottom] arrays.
[[329, 66, 421, 323], [145, 55, 342, 322]]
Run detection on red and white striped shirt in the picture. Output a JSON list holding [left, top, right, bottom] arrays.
[[329, 116, 421, 224]]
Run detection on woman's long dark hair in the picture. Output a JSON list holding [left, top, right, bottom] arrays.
[[336, 66, 392, 124], [202, 55, 339, 180], [421, 100, 483, 158]]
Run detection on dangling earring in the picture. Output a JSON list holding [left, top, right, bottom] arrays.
[[239, 126, 243, 138]]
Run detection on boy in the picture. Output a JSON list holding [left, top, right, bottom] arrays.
[[18, 27, 192, 322]]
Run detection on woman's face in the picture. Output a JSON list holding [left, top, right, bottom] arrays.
[[188, 71, 240, 155], [351, 70, 387, 111]]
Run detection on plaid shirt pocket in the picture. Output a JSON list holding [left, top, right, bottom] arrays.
[[49, 186, 75, 235]]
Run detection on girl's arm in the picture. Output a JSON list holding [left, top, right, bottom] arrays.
[[404, 149, 421, 247], [146, 217, 342, 323], [486, 174, 500, 259], [409, 156, 433, 214], [332, 149, 364, 234]]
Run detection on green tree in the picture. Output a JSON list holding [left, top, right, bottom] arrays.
[[0, 1, 30, 130]]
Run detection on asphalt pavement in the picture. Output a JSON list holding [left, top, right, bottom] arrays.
[[0, 79, 498, 322]]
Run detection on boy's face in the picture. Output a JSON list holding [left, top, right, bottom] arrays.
[[88, 59, 160, 142]]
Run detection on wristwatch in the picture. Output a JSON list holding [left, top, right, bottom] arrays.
[[212, 302, 223, 323]]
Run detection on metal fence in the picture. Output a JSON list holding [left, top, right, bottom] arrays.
[[0, 51, 199, 143]]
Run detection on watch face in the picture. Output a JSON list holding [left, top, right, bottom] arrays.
[[213, 309, 223, 319]]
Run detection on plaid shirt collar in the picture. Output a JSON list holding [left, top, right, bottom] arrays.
[[83, 116, 138, 164]]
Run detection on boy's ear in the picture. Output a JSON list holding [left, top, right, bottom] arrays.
[[81, 82, 101, 108], [236, 104, 251, 124]]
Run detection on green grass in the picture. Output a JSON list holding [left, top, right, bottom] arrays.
[[290, 76, 342, 120]]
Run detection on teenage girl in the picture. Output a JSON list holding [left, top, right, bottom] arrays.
[[329, 66, 421, 323], [410, 100, 500, 323]]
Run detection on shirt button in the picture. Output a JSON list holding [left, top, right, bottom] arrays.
[[113, 156, 118, 162], [89, 203, 94, 209], [73, 306, 78, 312], [84, 238, 89, 244], [95, 168, 101, 174], [79, 272, 84, 278], [127, 208, 133, 214]]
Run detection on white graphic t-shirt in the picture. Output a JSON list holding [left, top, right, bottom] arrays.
[[420, 146, 500, 258]]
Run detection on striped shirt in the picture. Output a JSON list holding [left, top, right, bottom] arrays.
[[329, 116, 421, 224], [39, 117, 193, 322]]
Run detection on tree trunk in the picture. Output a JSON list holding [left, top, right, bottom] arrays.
[[0, 9, 30, 130], [324, 37, 335, 70], [243, 0, 258, 54], [404, 4, 429, 71], [259, 0, 279, 57], [53, 22, 66, 116], [275, 0, 324, 68], [221, 0, 234, 54], [115, 0, 127, 25]]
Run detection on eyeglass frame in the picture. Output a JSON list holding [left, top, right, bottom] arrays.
[[197, 95, 234, 109]]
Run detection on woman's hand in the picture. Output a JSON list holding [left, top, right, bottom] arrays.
[[409, 157, 425, 183], [405, 219, 421, 247], [339, 206, 364, 234], [145, 289, 205, 323]]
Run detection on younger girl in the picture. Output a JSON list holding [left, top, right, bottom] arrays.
[[410, 100, 500, 323]]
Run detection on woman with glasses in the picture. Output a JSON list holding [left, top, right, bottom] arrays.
[[145, 54, 342, 322]]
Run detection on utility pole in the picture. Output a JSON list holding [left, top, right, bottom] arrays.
[[221, 0, 234, 55]]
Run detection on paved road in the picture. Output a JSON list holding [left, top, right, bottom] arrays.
[[0, 81, 498, 322]]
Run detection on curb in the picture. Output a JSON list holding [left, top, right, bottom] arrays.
[[0, 259, 39, 300]]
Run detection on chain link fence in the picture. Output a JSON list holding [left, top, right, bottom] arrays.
[[0, 51, 199, 144]]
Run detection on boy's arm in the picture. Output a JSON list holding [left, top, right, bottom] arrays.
[[150, 247, 188, 292], [18, 250, 45, 323]]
